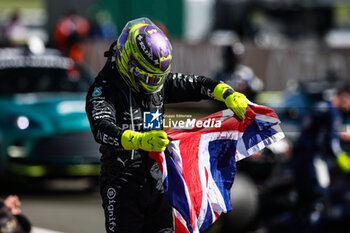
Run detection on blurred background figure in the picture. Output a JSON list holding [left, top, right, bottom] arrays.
[[54, 9, 90, 64], [0, 195, 31, 233], [3, 195, 21, 216], [1, 9, 27, 46], [291, 84, 350, 233], [155, 21, 170, 38], [88, 9, 117, 41], [213, 42, 264, 102]]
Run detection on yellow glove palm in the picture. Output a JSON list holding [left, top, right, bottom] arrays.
[[121, 130, 169, 152], [213, 83, 248, 120], [337, 151, 350, 173]]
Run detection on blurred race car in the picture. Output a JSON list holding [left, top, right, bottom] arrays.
[[0, 46, 100, 178]]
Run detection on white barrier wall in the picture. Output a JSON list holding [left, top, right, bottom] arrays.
[[84, 40, 350, 91]]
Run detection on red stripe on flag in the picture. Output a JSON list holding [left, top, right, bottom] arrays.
[[175, 215, 190, 233], [250, 104, 280, 118], [179, 133, 202, 230], [149, 152, 164, 173], [204, 167, 209, 187], [214, 211, 220, 220]]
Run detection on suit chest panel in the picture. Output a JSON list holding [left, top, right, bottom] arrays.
[[115, 91, 164, 131]]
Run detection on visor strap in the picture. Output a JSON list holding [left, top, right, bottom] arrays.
[[104, 40, 118, 57]]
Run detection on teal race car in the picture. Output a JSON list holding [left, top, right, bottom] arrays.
[[0, 47, 100, 178]]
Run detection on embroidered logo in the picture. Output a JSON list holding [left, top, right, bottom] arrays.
[[92, 87, 102, 97]]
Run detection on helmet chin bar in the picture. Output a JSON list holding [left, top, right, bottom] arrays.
[[128, 65, 166, 93], [137, 78, 163, 94]]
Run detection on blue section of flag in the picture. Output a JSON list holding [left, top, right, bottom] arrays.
[[164, 149, 193, 232], [242, 120, 279, 151], [208, 139, 237, 211], [199, 203, 213, 232]]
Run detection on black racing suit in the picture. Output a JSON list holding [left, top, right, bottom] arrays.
[[85, 60, 219, 233]]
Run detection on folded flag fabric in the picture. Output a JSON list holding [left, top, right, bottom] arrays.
[[149, 104, 285, 233]]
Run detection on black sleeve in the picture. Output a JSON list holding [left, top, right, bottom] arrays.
[[85, 80, 124, 149], [297, 103, 342, 156], [163, 73, 220, 104], [323, 108, 342, 157]]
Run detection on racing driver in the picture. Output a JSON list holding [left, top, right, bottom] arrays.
[[85, 17, 248, 233]]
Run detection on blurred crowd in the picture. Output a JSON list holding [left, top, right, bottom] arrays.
[[0, 8, 117, 64], [53, 9, 117, 64]]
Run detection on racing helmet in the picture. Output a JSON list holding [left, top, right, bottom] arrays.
[[114, 17, 172, 93]]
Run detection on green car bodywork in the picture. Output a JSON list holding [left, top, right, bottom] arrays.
[[0, 48, 100, 177]]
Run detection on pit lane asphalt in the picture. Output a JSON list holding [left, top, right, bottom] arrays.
[[2, 178, 105, 233]]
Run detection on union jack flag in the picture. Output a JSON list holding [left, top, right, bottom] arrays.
[[149, 104, 284, 233]]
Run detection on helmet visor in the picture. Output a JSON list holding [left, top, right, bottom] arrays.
[[130, 65, 169, 87]]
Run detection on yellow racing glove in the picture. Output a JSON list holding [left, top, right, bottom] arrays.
[[213, 83, 248, 120], [121, 130, 169, 152], [337, 151, 350, 173]]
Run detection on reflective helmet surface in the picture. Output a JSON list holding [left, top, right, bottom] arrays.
[[115, 17, 172, 93]]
